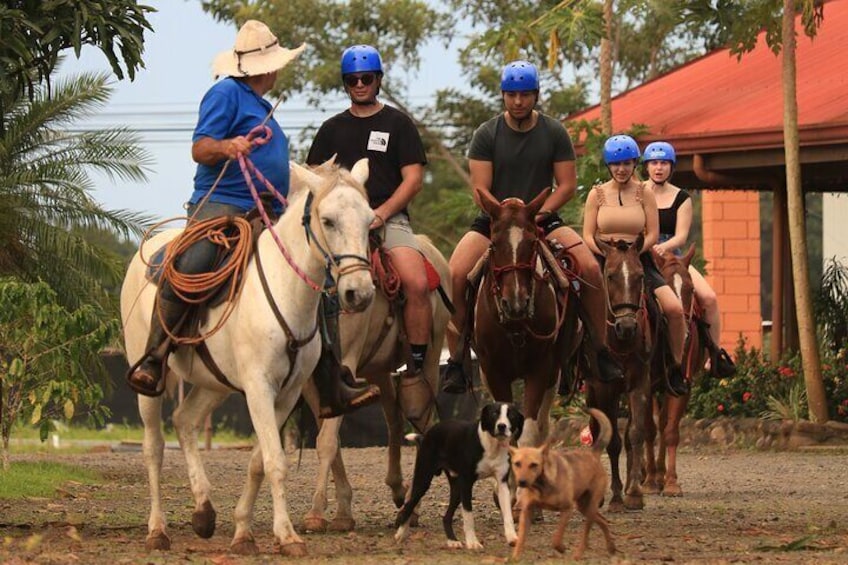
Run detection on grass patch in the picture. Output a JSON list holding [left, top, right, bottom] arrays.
[[10, 422, 252, 446], [0, 461, 100, 498]]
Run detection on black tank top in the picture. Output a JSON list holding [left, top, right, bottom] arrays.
[[658, 190, 691, 237]]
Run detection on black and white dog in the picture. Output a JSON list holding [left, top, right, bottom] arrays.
[[394, 402, 525, 549]]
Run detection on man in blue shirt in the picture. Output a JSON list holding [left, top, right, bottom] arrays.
[[128, 21, 378, 416]]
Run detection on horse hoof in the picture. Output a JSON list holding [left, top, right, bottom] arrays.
[[230, 535, 259, 555], [641, 480, 661, 495], [662, 482, 683, 497], [608, 498, 625, 513], [279, 541, 308, 557], [409, 511, 420, 528], [302, 515, 328, 532], [330, 516, 355, 532], [624, 495, 645, 510], [191, 500, 217, 538], [145, 530, 170, 551]]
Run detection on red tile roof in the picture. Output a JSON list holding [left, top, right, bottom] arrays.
[[567, 0, 848, 154]]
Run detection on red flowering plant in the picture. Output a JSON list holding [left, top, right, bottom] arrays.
[[688, 339, 848, 423]]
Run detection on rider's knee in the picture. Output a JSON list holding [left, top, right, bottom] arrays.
[[699, 289, 718, 312]]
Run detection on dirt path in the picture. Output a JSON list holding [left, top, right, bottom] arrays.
[[1, 444, 846, 564]]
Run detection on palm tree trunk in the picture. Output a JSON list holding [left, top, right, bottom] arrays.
[[781, 0, 828, 423], [599, 0, 614, 135]]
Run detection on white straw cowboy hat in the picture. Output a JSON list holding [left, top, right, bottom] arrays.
[[212, 20, 306, 78]]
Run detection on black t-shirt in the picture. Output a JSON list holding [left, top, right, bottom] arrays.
[[658, 189, 691, 237], [306, 105, 427, 211], [467, 113, 575, 202]]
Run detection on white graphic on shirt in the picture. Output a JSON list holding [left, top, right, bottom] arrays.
[[367, 131, 390, 152]]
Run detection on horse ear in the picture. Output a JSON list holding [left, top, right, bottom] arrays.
[[526, 188, 550, 218], [683, 243, 696, 266], [477, 188, 501, 217], [635, 232, 645, 253], [289, 161, 321, 196], [594, 234, 612, 256], [350, 158, 369, 186]]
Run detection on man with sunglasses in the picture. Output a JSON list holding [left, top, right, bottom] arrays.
[[307, 45, 432, 399]]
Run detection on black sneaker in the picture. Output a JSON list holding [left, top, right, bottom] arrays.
[[713, 348, 737, 379], [441, 359, 469, 394], [666, 365, 690, 397]]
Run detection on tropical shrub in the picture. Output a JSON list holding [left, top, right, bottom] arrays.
[[688, 339, 848, 423]]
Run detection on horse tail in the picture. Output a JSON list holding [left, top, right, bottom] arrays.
[[586, 407, 612, 454]]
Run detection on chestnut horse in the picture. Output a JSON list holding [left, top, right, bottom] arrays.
[[475, 189, 579, 447], [644, 244, 703, 496], [587, 235, 652, 511]]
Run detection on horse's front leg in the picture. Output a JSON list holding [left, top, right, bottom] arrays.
[[171, 385, 228, 540], [661, 392, 689, 497], [299, 379, 347, 532], [642, 395, 662, 495], [242, 381, 306, 556], [624, 365, 650, 510], [589, 387, 624, 512], [377, 373, 407, 508], [138, 395, 170, 550]]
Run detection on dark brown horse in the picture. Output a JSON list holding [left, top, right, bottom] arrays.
[[475, 189, 579, 447], [587, 235, 652, 511], [644, 244, 703, 496]]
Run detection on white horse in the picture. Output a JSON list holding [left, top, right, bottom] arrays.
[[120, 159, 375, 556], [300, 236, 452, 531]]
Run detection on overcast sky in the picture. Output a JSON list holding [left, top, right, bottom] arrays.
[[61, 0, 464, 222]]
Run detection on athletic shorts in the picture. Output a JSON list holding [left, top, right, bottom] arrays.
[[380, 213, 421, 251]]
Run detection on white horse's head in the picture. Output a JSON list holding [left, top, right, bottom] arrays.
[[290, 159, 375, 313]]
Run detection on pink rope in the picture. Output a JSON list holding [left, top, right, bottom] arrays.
[[238, 125, 323, 292]]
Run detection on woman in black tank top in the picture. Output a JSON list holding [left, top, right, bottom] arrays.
[[643, 141, 735, 378]]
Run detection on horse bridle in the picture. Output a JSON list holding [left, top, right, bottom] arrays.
[[487, 236, 568, 341], [302, 189, 372, 294], [603, 269, 647, 327]]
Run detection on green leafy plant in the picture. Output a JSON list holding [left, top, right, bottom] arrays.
[[760, 379, 808, 422], [0, 279, 117, 470]]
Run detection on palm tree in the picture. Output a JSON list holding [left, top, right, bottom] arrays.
[[0, 70, 152, 310]]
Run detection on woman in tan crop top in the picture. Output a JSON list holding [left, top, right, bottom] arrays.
[[583, 134, 688, 396]]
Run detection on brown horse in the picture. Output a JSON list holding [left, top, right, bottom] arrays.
[[643, 244, 703, 497], [475, 189, 579, 447], [587, 235, 652, 511]]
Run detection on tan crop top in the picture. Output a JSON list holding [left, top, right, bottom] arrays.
[[594, 184, 646, 242]]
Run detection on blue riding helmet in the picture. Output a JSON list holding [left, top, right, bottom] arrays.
[[603, 135, 641, 164], [341, 45, 383, 76], [643, 141, 677, 164], [500, 60, 539, 92]]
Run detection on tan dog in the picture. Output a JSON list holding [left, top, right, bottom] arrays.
[[509, 408, 616, 561]]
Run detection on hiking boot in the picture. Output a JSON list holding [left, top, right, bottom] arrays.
[[314, 351, 380, 419], [597, 347, 624, 383], [666, 365, 689, 397], [441, 359, 470, 394], [127, 297, 187, 397]]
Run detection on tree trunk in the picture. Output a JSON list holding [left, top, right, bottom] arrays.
[[781, 0, 828, 423], [1, 435, 8, 471], [599, 0, 614, 135]]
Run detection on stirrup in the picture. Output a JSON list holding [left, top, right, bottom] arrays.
[[665, 366, 689, 397], [318, 379, 380, 419], [126, 357, 167, 397]]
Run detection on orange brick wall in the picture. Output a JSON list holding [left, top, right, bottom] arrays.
[[701, 191, 762, 350]]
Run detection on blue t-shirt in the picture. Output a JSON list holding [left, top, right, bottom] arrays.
[[190, 77, 289, 212]]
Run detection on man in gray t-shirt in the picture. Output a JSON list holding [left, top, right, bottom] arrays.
[[442, 60, 623, 394]]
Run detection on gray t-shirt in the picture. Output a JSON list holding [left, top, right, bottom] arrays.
[[467, 113, 575, 202]]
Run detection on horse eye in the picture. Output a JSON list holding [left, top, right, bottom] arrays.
[[322, 218, 336, 229]]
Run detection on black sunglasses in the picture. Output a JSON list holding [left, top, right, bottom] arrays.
[[343, 73, 377, 87]]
